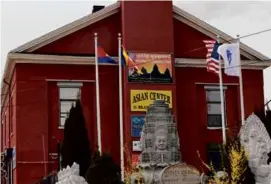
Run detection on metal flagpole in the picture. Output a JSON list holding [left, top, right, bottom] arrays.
[[237, 35, 245, 125], [118, 33, 124, 181], [217, 35, 227, 144], [94, 33, 102, 153]]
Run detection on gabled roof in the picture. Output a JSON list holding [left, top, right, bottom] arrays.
[[10, 1, 269, 61], [2, 1, 270, 104], [172, 5, 269, 61], [11, 2, 120, 53]]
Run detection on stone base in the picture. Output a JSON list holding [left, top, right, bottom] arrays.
[[141, 167, 164, 184]]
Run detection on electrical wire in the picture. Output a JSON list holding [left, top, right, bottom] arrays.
[[183, 28, 271, 55]]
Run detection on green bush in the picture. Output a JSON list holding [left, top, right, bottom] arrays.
[[86, 153, 122, 184]]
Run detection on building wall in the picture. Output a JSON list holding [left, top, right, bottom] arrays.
[[1, 2, 266, 184], [33, 12, 121, 56], [14, 63, 120, 184], [120, 0, 177, 163], [175, 67, 264, 170], [1, 68, 17, 184], [3, 60, 265, 182], [121, 1, 174, 53]]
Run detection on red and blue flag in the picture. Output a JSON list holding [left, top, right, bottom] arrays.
[[98, 45, 117, 64]]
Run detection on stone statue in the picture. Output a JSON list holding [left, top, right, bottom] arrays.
[[56, 162, 88, 184], [240, 113, 271, 184], [137, 100, 181, 184]]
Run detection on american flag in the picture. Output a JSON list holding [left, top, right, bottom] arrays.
[[203, 40, 220, 75]]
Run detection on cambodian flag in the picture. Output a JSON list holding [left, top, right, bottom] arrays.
[[121, 46, 138, 70], [98, 45, 117, 64]]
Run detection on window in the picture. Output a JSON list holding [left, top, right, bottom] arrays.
[[58, 82, 82, 128], [205, 86, 226, 128], [207, 143, 222, 171]]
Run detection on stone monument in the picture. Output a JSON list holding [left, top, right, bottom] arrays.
[[56, 162, 88, 184], [160, 163, 201, 184], [239, 113, 271, 184], [138, 100, 181, 183]]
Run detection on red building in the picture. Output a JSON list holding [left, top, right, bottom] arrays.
[[1, 1, 270, 184]]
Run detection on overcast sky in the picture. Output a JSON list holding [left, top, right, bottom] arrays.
[[1, 1, 271, 100]]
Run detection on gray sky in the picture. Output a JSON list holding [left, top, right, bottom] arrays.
[[1, 1, 271, 99]]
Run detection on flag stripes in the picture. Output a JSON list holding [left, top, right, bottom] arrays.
[[203, 40, 219, 75]]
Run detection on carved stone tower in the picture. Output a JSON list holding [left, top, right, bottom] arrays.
[[139, 100, 181, 168]]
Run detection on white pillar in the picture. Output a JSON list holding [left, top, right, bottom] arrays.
[[217, 36, 227, 144], [118, 33, 124, 181], [94, 33, 102, 153]]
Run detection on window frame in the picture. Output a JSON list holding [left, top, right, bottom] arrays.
[[57, 82, 83, 129], [205, 86, 227, 130], [207, 143, 223, 171]]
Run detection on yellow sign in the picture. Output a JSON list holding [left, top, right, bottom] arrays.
[[130, 90, 172, 111]]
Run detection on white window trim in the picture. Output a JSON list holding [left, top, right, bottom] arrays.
[[205, 86, 227, 129], [204, 86, 227, 90], [58, 82, 83, 129], [207, 127, 229, 130], [57, 82, 83, 87]]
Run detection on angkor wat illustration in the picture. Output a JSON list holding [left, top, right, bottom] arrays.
[[129, 64, 173, 83]]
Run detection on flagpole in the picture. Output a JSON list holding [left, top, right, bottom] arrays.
[[237, 35, 245, 125], [217, 35, 227, 144], [94, 33, 102, 153], [118, 33, 124, 181]]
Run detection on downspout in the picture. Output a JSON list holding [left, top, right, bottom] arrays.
[[3, 79, 11, 184], [3, 79, 11, 147]]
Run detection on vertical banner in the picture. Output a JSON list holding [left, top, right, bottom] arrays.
[[128, 53, 173, 83]]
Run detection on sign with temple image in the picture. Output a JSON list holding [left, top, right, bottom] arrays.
[[128, 53, 173, 83], [130, 90, 172, 112]]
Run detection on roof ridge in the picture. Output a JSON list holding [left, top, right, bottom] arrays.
[[172, 5, 270, 61], [11, 2, 120, 53]]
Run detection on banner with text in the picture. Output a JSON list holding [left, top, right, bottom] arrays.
[[130, 90, 172, 111], [128, 53, 173, 83]]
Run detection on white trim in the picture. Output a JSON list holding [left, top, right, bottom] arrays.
[[58, 83, 82, 128], [196, 82, 239, 86], [8, 53, 119, 66], [204, 86, 227, 90], [57, 82, 83, 87], [175, 58, 270, 69], [11, 2, 120, 53], [8, 53, 271, 69], [49, 153, 58, 156], [207, 127, 228, 130], [47, 79, 95, 83], [58, 126, 64, 130], [206, 87, 227, 129]]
